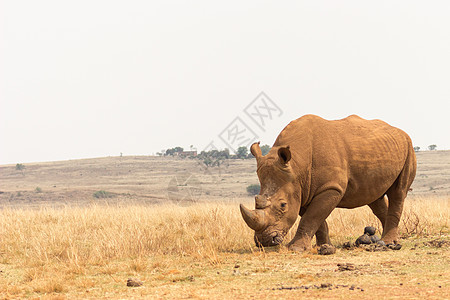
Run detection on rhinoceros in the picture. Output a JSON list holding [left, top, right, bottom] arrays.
[[240, 114, 416, 251]]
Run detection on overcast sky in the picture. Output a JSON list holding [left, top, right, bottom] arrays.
[[1, 1, 449, 164]]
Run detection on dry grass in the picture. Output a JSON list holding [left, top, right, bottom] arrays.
[[0, 196, 448, 298]]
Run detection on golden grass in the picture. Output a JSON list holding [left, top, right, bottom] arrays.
[[0, 196, 448, 298]]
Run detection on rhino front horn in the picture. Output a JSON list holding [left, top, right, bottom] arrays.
[[239, 204, 266, 231]]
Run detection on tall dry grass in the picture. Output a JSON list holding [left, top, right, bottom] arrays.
[[0, 197, 448, 269]]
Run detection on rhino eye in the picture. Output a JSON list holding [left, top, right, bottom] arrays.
[[280, 202, 287, 209]]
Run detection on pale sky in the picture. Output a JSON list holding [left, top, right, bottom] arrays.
[[1, 1, 449, 164]]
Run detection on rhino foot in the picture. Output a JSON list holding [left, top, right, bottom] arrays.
[[287, 239, 311, 252]]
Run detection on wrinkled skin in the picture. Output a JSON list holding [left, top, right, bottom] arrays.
[[240, 115, 416, 251]]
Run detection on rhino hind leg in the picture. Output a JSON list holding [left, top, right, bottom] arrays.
[[368, 195, 388, 230], [382, 189, 406, 244], [381, 151, 416, 244]]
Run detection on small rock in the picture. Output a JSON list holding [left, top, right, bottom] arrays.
[[337, 263, 356, 271], [127, 278, 143, 287], [364, 226, 376, 236], [355, 234, 372, 246], [234, 264, 240, 268], [387, 243, 402, 250], [342, 241, 353, 249], [370, 235, 380, 243], [377, 240, 386, 246], [318, 244, 336, 255], [320, 283, 332, 288], [373, 244, 388, 252], [232, 269, 240, 276]]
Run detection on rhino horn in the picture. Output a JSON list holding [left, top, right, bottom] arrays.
[[255, 195, 270, 209], [240, 204, 266, 231]]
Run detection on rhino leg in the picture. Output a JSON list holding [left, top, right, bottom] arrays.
[[299, 207, 331, 246], [368, 195, 388, 230], [315, 221, 331, 246], [382, 189, 406, 244], [288, 189, 342, 252], [382, 150, 415, 245]]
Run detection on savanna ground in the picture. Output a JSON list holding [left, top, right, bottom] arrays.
[[0, 151, 449, 299]]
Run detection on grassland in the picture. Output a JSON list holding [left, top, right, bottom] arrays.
[[0, 151, 449, 299]]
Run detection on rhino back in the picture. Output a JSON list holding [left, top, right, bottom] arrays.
[[274, 114, 414, 208]]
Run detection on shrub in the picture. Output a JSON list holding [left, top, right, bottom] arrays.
[[93, 190, 113, 199], [246, 184, 260, 195]]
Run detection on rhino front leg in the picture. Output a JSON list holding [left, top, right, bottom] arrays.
[[315, 220, 331, 246], [288, 189, 342, 252], [299, 207, 331, 246]]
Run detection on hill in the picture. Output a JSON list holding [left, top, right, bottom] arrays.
[[0, 150, 449, 208]]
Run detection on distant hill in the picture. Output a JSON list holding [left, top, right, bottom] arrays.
[[0, 151, 448, 208]]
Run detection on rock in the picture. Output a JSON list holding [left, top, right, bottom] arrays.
[[342, 241, 353, 249], [318, 244, 336, 255], [370, 235, 380, 243], [387, 243, 402, 250], [373, 244, 388, 252], [364, 226, 376, 236], [355, 234, 372, 246], [337, 263, 356, 271], [377, 240, 386, 246], [127, 278, 143, 287]]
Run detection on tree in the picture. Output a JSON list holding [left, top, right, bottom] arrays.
[[413, 146, 420, 152], [165, 146, 184, 156], [196, 149, 230, 176], [428, 144, 437, 151], [260, 144, 271, 156], [236, 146, 248, 159], [16, 163, 25, 176]]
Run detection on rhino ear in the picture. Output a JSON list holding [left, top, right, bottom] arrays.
[[278, 146, 291, 164], [250, 142, 262, 158]]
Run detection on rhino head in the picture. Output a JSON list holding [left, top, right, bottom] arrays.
[[240, 142, 301, 247]]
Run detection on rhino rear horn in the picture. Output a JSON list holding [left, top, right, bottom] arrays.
[[255, 195, 270, 209], [239, 204, 266, 231]]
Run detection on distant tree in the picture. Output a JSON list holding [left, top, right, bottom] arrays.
[[165, 147, 184, 156], [428, 144, 437, 151], [15, 163, 25, 176], [173, 146, 184, 153], [196, 149, 230, 176], [260, 144, 271, 156], [236, 146, 248, 159], [413, 146, 420, 152]]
